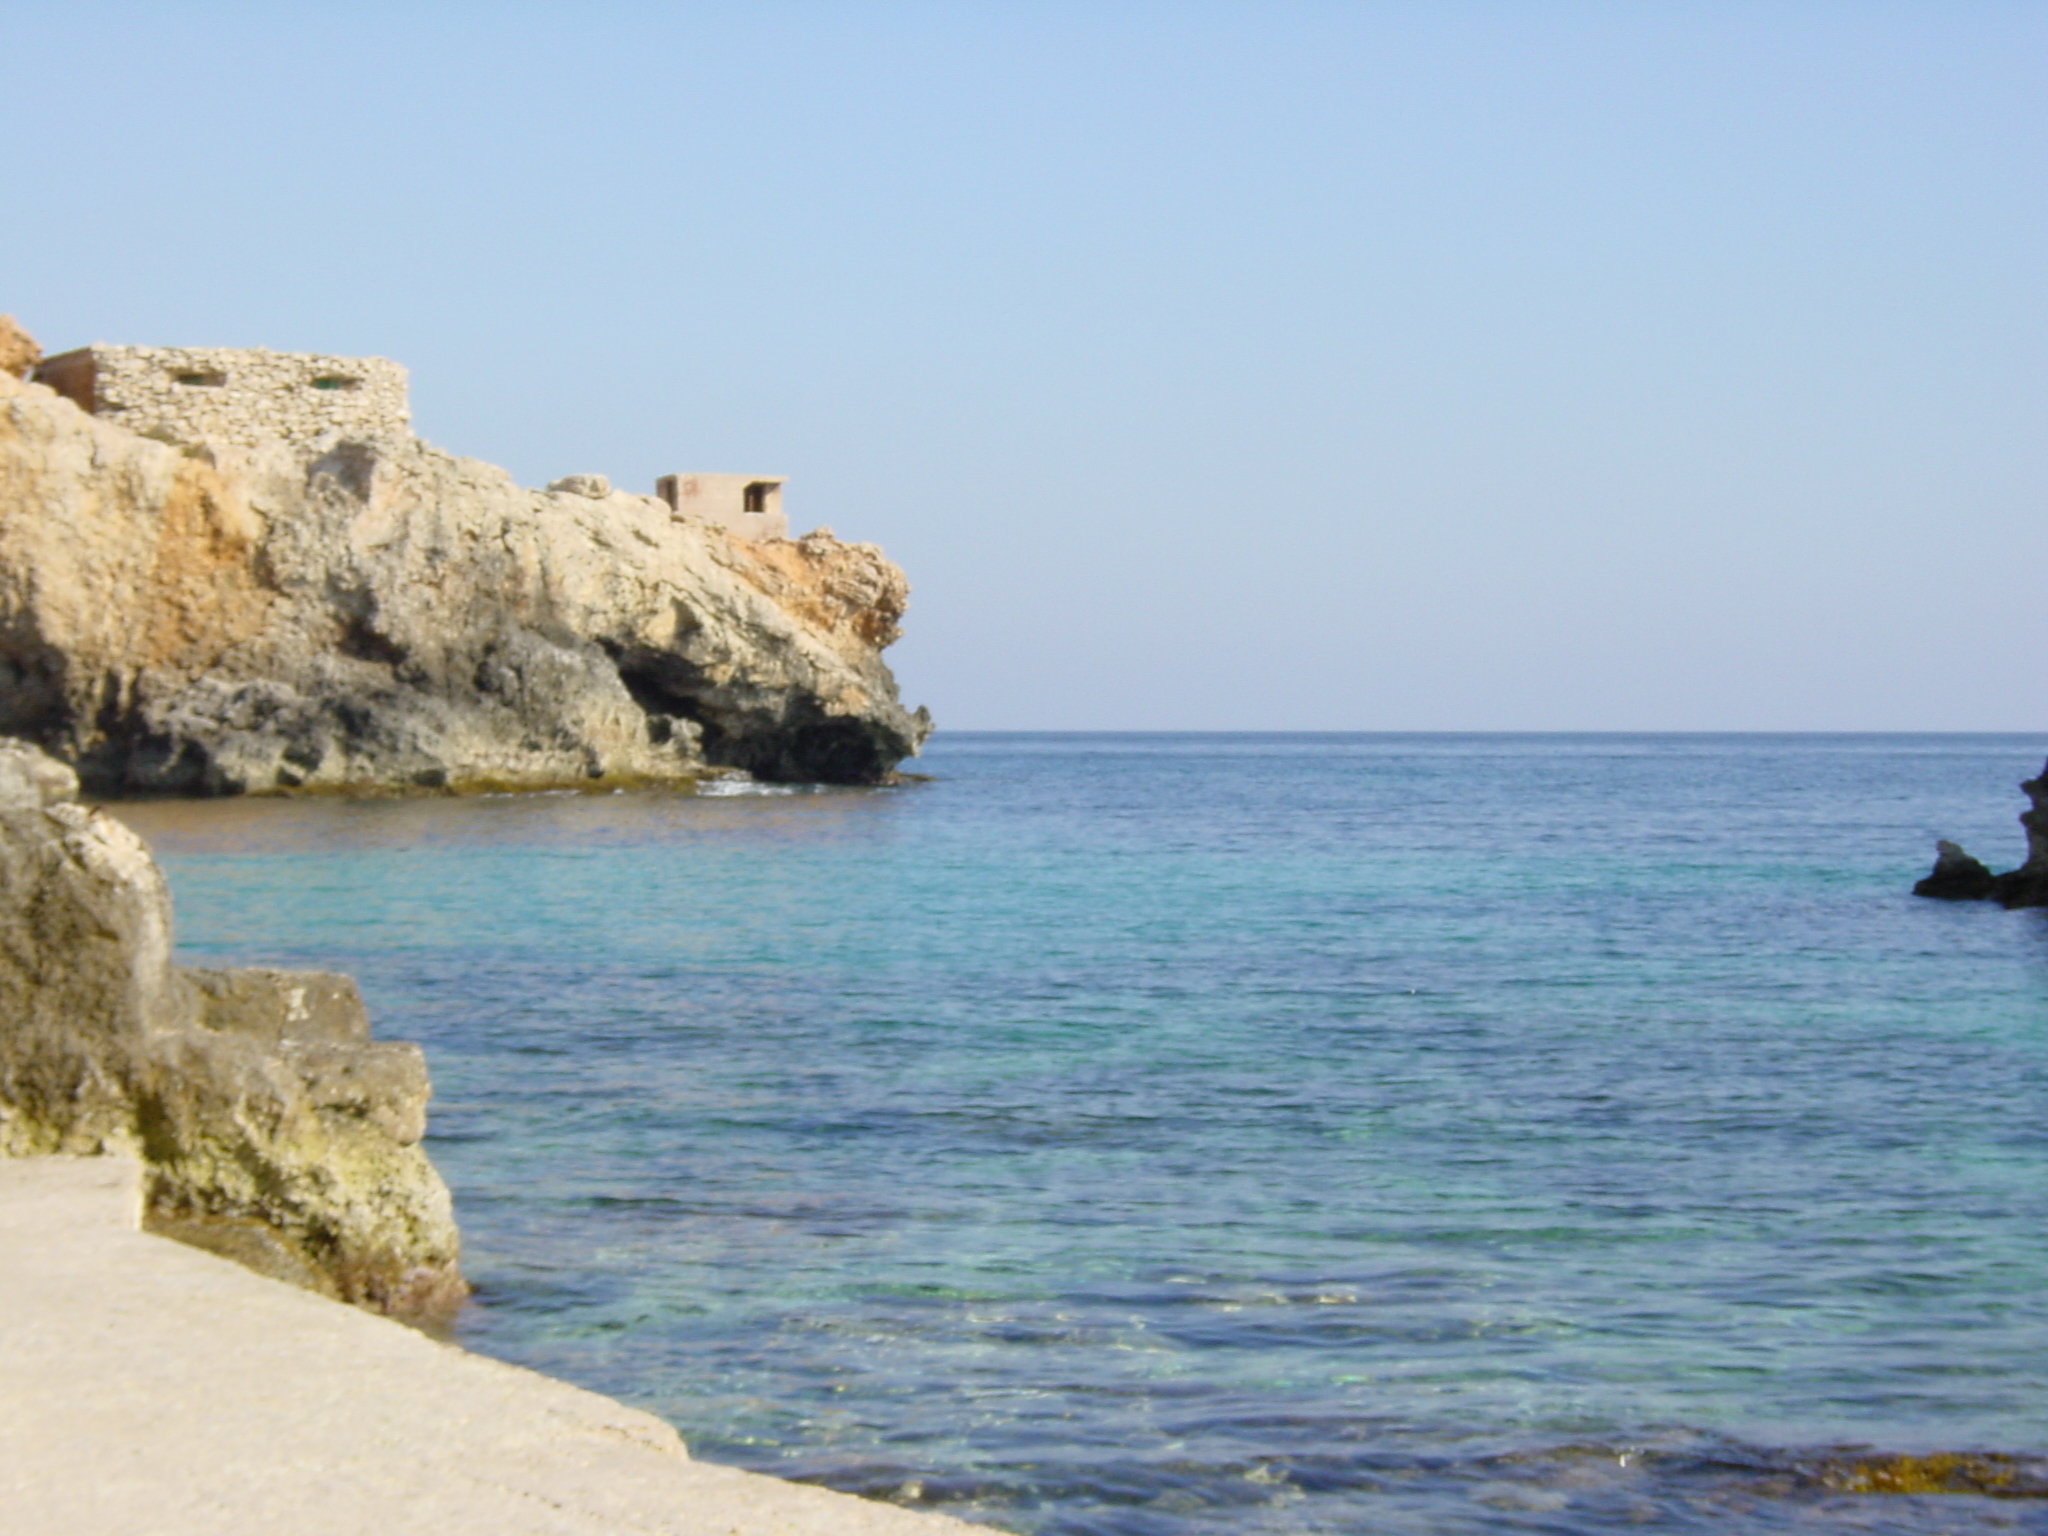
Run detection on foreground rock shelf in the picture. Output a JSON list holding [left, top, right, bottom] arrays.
[[0, 1156, 995, 1536], [0, 738, 462, 1311]]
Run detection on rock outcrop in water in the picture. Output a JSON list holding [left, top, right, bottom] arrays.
[[1912, 839, 1996, 901], [0, 739, 463, 1313], [0, 319, 928, 795], [1913, 760, 2048, 907]]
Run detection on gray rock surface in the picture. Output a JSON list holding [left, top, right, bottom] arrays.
[[0, 741, 462, 1313], [0, 340, 928, 795]]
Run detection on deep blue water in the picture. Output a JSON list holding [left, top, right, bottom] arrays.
[[118, 734, 2048, 1533]]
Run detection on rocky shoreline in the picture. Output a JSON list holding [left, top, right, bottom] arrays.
[[0, 315, 928, 797], [0, 739, 462, 1312], [0, 311, 980, 1528], [0, 307, 931, 1310], [1913, 759, 2048, 907]]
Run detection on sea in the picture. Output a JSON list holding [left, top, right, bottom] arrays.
[[115, 733, 2048, 1534]]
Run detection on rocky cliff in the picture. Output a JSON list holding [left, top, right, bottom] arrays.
[[1913, 760, 2048, 907], [0, 739, 461, 1312], [0, 324, 928, 795]]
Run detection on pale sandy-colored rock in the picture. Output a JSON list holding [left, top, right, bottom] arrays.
[[0, 736, 78, 809], [0, 1157, 998, 1536], [0, 366, 928, 794], [0, 741, 461, 1311]]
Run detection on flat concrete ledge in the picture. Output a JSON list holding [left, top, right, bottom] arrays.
[[0, 1157, 999, 1535]]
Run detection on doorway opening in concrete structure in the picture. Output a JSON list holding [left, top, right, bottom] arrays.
[[743, 482, 774, 514]]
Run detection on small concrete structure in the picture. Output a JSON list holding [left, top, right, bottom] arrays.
[[31, 344, 409, 449], [0, 1155, 995, 1536], [657, 473, 788, 541]]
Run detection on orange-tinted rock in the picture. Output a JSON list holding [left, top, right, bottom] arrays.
[[0, 364, 927, 794], [0, 316, 39, 379]]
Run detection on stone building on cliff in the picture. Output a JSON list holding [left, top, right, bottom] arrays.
[[656, 472, 789, 540], [31, 345, 411, 448], [29, 342, 791, 541], [0, 314, 927, 791]]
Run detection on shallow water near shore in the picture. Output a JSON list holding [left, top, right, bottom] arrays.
[[121, 733, 2048, 1534]]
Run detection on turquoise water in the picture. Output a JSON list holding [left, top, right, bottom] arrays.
[[120, 734, 2048, 1533]]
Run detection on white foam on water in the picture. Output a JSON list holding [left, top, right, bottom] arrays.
[[696, 778, 800, 797]]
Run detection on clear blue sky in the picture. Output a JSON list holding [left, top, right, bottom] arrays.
[[6, 3, 2041, 730]]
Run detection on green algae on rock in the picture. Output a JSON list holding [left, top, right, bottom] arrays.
[[0, 740, 463, 1315], [1811, 1450, 2046, 1498]]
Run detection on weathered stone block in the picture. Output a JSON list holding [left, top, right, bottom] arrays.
[[28, 344, 409, 449], [188, 967, 372, 1047]]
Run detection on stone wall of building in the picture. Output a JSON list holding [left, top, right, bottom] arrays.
[[656, 472, 790, 541], [32, 346, 408, 449]]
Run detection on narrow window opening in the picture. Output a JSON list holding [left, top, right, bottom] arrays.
[[174, 371, 226, 388], [310, 376, 361, 392]]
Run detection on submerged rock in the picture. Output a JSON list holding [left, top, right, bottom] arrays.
[[1811, 1450, 2045, 1497], [0, 740, 463, 1314], [0, 324, 928, 795], [1915, 760, 2048, 908]]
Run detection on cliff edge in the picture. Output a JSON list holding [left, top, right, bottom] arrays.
[[0, 320, 929, 795], [0, 739, 462, 1313]]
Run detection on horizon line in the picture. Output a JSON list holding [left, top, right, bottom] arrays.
[[922, 727, 2048, 737]]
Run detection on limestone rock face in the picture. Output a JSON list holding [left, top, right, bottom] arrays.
[[0, 742, 462, 1313], [0, 367, 928, 795]]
